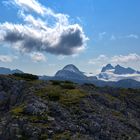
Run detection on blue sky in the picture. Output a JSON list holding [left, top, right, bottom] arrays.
[[0, 0, 140, 76]]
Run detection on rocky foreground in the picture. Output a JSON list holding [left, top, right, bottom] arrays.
[[0, 75, 140, 140]]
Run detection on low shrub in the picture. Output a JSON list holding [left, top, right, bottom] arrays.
[[13, 73, 38, 81]]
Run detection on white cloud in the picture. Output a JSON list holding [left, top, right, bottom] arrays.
[[0, 0, 88, 56], [30, 52, 46, 62], [98, 32, 106, 40], [111, 53, 140, 63], [89, 53, 140, 65], [126, 34, 139, 39], [7, 0, 47, 16], [88, 54, 108, 64], [0, 55, 14, 62]]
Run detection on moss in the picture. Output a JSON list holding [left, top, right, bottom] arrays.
[[53, 131, 71, 140]]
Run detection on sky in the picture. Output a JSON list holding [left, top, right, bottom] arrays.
[[0, 0, 140, 76]]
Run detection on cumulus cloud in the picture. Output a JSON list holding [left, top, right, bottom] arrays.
[[0, 55, 14, 62], [30, 52, 46, 62], [111, 53, 140, 63], [0, 0, 88, 56], [89, 53, 140, 65]]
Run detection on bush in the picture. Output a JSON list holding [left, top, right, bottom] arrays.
[[50, 80, 62, 85], [13, 73, 39, 81]]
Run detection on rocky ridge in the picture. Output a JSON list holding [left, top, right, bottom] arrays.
[[0, 75, 140, 140]]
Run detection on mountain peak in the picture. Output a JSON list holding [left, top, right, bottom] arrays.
[[63, 64, 80, 73], [101, 64, 114, 72], [55, 64, 87, 80], [114, 65, 136, 75], [115, 64, 122, 68]]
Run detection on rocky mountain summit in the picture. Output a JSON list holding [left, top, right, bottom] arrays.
[[55, 64, 87, 80], [0, 74, 140, 140]]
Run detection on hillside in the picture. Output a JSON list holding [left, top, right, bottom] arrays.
[[0, 75, 140, 140]]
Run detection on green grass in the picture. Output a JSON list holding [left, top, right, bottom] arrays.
[[36, 85, 63, 101], [60, 89, 86, 106], [104, 94, 117, 101], [53, 131, 71, 140], [35, 84, 86, 106]]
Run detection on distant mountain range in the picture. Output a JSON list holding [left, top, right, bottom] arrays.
[[0, 64, 140, 88], [40, 64, 140, 88], [97, 64, 140, 82], [0, 67, 23, 75]]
